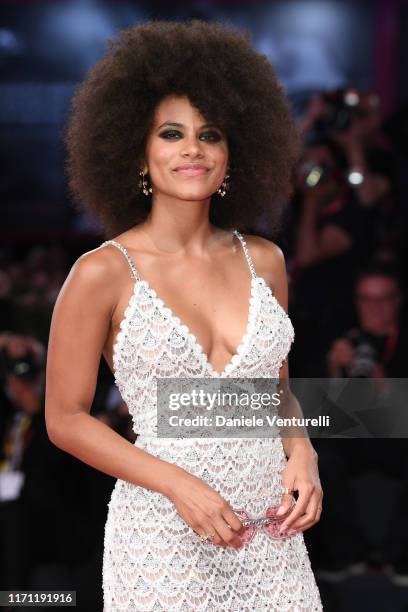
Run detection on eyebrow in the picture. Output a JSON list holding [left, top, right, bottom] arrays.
[[156, 121, 221, 131]]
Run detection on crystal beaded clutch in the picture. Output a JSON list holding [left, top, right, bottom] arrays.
[[232, 503, 296, 543]]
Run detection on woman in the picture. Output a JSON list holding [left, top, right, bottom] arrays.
[[45, 20, 323, 610]]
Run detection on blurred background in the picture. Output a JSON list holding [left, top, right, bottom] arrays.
[[1, 1, 408, 610]]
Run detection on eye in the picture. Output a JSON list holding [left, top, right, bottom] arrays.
[[158, 129, 223, 142], [200, 131, 222, 142], [159, 130, 182, 139]]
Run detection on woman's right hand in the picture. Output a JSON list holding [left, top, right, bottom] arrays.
[[165, 468, 246, 548]]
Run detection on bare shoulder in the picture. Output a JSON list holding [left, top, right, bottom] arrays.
[[240, 233, 286, 280], [72, 242, 126, 281], [55, 242, 129, 313]]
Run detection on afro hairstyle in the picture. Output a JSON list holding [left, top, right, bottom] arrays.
[[64, 19, 301, 238]]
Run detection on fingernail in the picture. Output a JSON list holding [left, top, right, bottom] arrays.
[[276, 506, 286, 516], [279, 524, 287, 533]]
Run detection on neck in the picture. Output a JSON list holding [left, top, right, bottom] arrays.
[[139, 193, 226, 254]]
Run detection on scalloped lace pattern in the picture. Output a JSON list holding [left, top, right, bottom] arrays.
[[99, 235, 322, 611]]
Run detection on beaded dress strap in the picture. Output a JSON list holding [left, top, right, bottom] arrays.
[[233, 229, 257, 279], [100, 240, 141, 281]]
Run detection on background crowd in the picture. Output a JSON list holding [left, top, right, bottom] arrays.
[[2, 2, 408, 611]]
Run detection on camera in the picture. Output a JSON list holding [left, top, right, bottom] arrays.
[[315, 89, 370, 134], [346, 329, 378, 378], [0, 347, 42, 382]]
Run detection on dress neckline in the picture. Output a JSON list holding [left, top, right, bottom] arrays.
[[112, 273, 287, 381], [128, 275, 261, 377], [105, 230, 284, 377]]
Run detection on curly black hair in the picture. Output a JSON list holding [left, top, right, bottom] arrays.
[[64, 19, 301, 238]]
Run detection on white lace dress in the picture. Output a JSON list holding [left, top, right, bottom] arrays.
[[100, 230, 322, 611]]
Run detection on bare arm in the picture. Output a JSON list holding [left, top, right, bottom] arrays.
[[253, 239, 316, 457], [251, 237, 322, 530], [45, 248, 245, 548], [45, 249, 182, 496], [293, 194, 352, 268]]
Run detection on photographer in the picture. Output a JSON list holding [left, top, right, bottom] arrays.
[[309, 267, 408, 584], [288, 137, 376, 372], [327, 265, 408, 378], [299, 89, 392, 208], [299, 90, 402, 265]]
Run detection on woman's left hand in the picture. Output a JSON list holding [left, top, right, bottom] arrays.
[[276, 443, 323, 535]]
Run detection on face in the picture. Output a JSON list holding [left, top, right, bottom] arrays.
[[142, 95, 229, 202], [356, 275, 401, 334]]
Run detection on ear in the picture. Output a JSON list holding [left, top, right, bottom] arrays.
[[139, 159, 148, 174]]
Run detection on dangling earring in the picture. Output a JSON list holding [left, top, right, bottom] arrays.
[[217, 173, 230, 197], [138, 170, 152, 196]]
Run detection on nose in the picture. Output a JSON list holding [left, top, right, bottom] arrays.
[[180, 134, 204, 158]]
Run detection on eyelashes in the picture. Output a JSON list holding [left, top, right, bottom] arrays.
[[158, 130, 223, 142]]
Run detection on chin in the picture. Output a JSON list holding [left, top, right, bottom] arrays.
[[174, 189, 215, 201]]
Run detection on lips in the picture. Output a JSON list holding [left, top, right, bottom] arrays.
[[173, 164, 209, 177]]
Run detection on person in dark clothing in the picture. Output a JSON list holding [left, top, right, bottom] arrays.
[[286, 138, 377, 374], [289, 89, 400, 376], [306, 267, 408, 584], [326, 265, 407, 379]]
